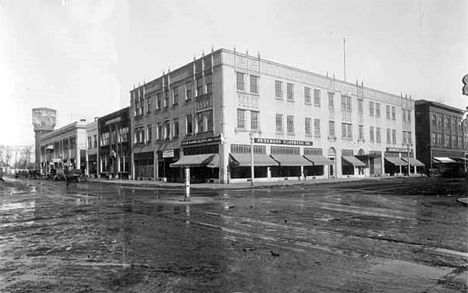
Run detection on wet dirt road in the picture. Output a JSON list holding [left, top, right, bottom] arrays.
[[0, 177, 467, 293]]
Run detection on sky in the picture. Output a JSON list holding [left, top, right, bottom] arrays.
[[0, 0, 467, 146]]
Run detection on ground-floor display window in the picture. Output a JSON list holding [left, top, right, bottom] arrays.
[[134, 151, 154, 179], [271, 166, 301, 177], [342, 164, 355, 175], [230, 166, 268, 179], [303, 165, 324, 176], [189, 167, 219, 183]]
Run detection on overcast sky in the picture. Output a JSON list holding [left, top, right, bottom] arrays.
[[1, 0, 467, 145]]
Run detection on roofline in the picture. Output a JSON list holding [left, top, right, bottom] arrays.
[[130, 47, 410, 100], [415, 99, 465, 114]]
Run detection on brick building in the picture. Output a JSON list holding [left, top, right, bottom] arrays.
[[415, 100, 468, 170]]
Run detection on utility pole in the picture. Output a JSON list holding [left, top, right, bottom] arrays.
[[343, 38, 347, 82]]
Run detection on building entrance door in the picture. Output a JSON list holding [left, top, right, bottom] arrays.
[[328, 147, 336, 178]]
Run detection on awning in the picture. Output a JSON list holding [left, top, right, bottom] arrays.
[[170, 154, 219, 168], [433, 157, 457, 164], [46, 145, 54, 150], [385, 157, 407, 166], [303, 155, 332, 165], [229, 153, 278, 167], [342, 156, 366, 167], [401, 157, 425, 167], [270, 154, 311, 166]]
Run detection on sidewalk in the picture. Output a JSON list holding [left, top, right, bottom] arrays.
[[87, 175, 417, 190]]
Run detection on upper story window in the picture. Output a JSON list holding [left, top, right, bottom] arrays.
[[358, 125, 364, 140], [237, 109, 246, 129], [206, 82, 213, 94], [173, 119, 179, 137], [164, 120, 170, 139], [236, 72, 245, 91], [314, 89, 321, 107], [93, 135, 97, 148], [328, 92, 335, 109], [304, 87, 311, 104], [402, 109, 407, 122], [287, 83, 294, 102], [156, 93, 162, 110], [275, 80, 283, 99], [305, 117, 312, 136], [341, 96, 352, 112], [173, 86, 179, 105], [147, 124, 152, 142], [87, 137, 92, 149], [375, 103, 380, 118], [391, 106, 396, 120], [369, 101, 374, 117], [164, 91, 170, 108], [358, 99, 363, 114], [186, 114, 193, 134], [287, 115, 295, 135], [445, 117, 451, 129], [197, 78, 203, 96], [432, 114, 437, 126], [186, 82, 192, 100], [251, 111, 259, 130], [314, 118, 320, 137], [369, 126, 375, 142], [376, 127, 381, 143], [386, 105, 390, 119], [276, 114, 283, 134], [250, 75, 259, 94], [341, 123, 352, 139]]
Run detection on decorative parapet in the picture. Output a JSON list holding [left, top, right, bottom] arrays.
[[237, 92, 259, 110], [195, 93, 213, 111]]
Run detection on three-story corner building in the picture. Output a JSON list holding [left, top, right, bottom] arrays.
[[130, 48, 421, 184], [97, 107, 131, 179], [415, 100, 468, 169], [39, 119, 88, 173]]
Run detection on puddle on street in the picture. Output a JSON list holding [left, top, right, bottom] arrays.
[[0, 200, 35, 211]]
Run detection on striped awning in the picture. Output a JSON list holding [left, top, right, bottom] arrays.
[[401, 157, 425, 167], [342, 156, 366, 167], [270, 154, 311, 166], [303, 155, 332, 165], [385, 157, 407, 166], [229, 153, 278, 167], [170, 154, 219, 168], [433, 157, 457, 164]]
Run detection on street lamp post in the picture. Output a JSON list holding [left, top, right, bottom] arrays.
[[250, 132, 254, 187], [403, 143, 412, 176]]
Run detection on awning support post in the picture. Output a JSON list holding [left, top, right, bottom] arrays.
[[184, 167, 190, 201]]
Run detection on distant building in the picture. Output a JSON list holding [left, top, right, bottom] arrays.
[[415, 100, 468, 169], [129, 48, 421, 183], [98, 107, 131, 179], [86, 119, 99, 177], [39, 119, 87, 173]]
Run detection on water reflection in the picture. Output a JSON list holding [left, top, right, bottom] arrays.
[[0, 200, 35, 211]]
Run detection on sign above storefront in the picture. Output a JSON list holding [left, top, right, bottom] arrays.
[[386, 147, 413, 153], [162, 149, 174, 158], [181, 136, 221, 146], [254, 138, 313, 146]]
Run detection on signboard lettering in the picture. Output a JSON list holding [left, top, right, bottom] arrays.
[[162, 149, 174, 158], [181, 136, 221, 146], [254, 138, 313, 146]]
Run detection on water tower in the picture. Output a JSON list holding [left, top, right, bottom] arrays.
[[32, 108, 56, 170]]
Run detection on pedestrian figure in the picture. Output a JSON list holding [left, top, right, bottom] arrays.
[[303, 169, 308, 180], [0, 168, 4, 182]]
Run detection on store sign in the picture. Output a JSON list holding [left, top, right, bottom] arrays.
[[181, 136, 221, 146], [386, 147, 412, 153], [254, 138, 313, 146], [162, 149, 174, 158]]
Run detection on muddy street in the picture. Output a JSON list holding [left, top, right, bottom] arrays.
[[0, 177, 467, 293]]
